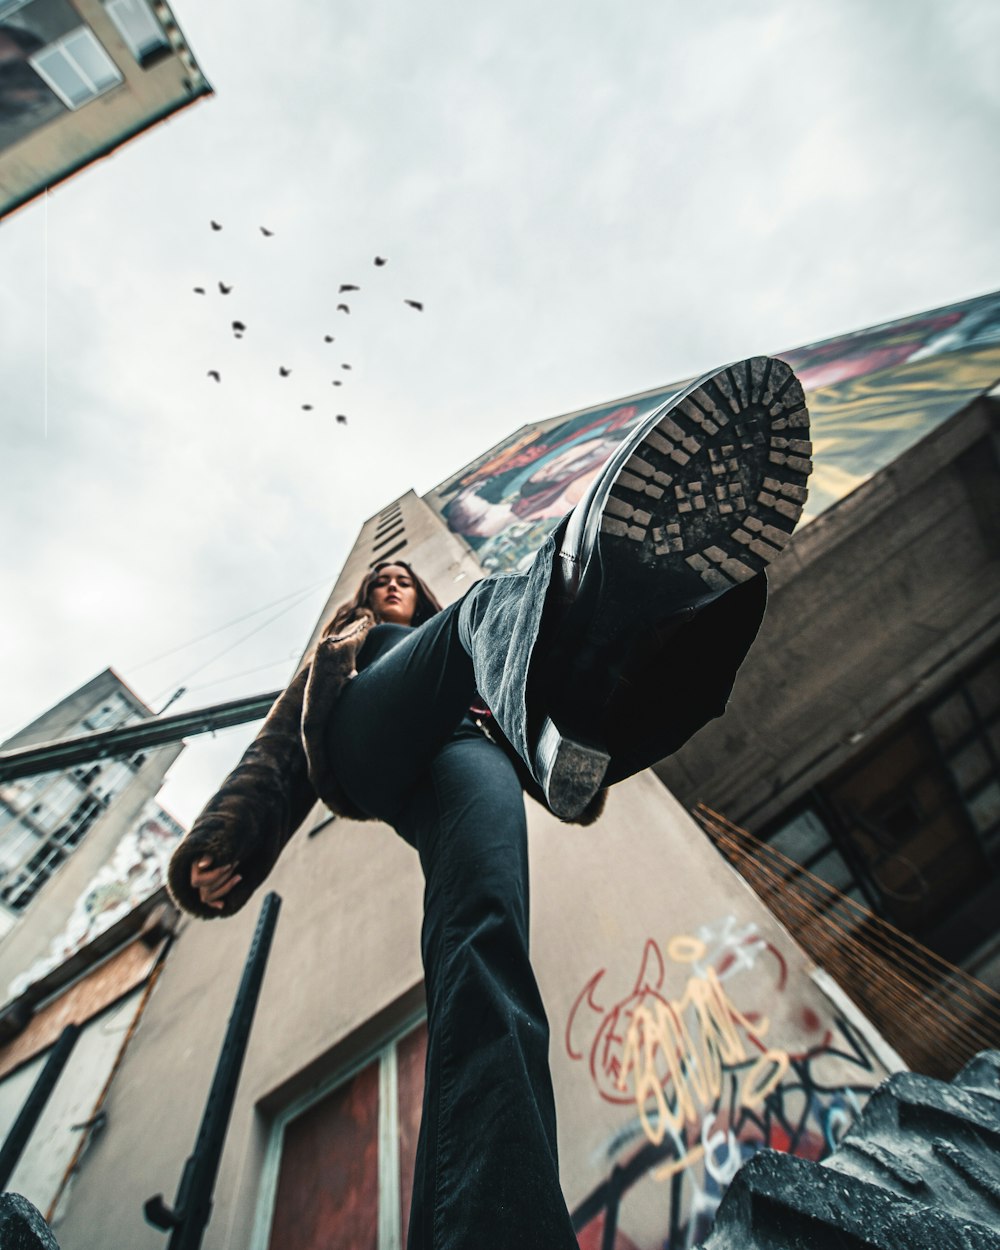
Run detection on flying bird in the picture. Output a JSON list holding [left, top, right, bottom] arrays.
[[232, 320, 246, 332], [302, 404, 313, 411], [336, 415, 348, 424], [207, 370, 221, 382], [339, 283, 359, 293], [193, 286, 206, 295], [332, 380, 342, 386], [374, 256, 387, 266], [323, 334, 335, 343], [219, 281, 233, 294], [210, 220, 222, 231], [279, 366, 291, 377], [337, 304, 350, 314], [341, 363, 352, 371], [404, 299, 424, 311], [260, 226, 274, 236]]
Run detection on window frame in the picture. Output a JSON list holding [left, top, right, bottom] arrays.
[[29, 25, 123, 110], [250, 1008, 426, 1250]]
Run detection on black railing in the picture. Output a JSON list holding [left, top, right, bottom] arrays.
[[145, 891, 281, 1250], [0, 1024, 81, 1190]]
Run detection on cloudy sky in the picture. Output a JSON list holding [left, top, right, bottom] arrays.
[[2, 0, 999, 827]]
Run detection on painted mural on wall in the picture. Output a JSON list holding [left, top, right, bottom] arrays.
[[425, 290, 1000, 573], [565, 915, 885, 1249], [8, 799, 185, 997]]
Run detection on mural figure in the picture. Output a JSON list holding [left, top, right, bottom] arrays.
[[429, 290, 1000, 572]]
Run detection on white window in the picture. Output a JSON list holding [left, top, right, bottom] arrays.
[[30, 26, 122, 110], [0, 819, 42, 878], [91, 760, 131, 801], [1, 773, 51, 811], [23, 774, 84, 834], [80, 693, 139, 733], [104, 0, 168, 65]]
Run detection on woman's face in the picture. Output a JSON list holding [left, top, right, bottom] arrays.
[[368, 564, 419, 626]]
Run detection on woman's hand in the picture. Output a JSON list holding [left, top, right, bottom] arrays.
[[190, 857, 242, 912]]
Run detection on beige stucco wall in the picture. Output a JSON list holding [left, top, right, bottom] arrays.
[[530, 771, 898, 1243], [49, 490, 899, 1249]]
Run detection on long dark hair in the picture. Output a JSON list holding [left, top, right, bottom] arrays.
[[327, 560, 442, 634]]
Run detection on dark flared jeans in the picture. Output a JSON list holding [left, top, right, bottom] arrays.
[[325, 603, 580, 1250]]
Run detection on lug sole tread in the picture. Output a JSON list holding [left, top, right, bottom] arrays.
[[596, 356, 809, 596]]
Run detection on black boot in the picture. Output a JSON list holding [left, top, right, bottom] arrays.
[[532, 355, 810, 818]]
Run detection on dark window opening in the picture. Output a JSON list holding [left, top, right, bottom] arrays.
[[372, 526, 405, 553], [761, 642, 1000, 969], [369, 540, 407, 567]]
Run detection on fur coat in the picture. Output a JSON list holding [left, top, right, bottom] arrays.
[[167, 612, 372, 920]]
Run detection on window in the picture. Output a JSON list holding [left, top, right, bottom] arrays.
[[372, 526, 405, 553], [21, 774, 84, 834], [0, 793, 103, 911], [369, 540, 407, 567], [81, 693, 140, 733], [928, 650, 1000, 859], [763, 805, 870, 933], [30, 25, 122, 109], [762, 644, 1000, 965], [260, 1020, 427, 1250], [103, 0, 169, 67], [90, 760, 133, 801], [0, 815, 42, 878]]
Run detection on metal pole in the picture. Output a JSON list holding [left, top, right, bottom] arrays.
[[144, 891, 281, 1250], [0, 1024, 81, 1189]]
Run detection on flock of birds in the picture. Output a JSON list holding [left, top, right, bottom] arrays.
[[195, 221, 424, 424]]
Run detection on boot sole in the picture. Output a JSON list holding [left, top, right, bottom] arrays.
[[585, 356, 810, 637], [537, 357, 810, 818]]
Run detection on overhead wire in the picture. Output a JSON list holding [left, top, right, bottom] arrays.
[[702, 816, 1000, 1054], [180, 654, 301, 697], [127, 572, 335, 673], [716, 820, 1000, 1028], [694, 804, 1000, 1076], [698, 803, 1000, 1007], [704, 834, 990, 1073], [147, 583, 328, 707], [720, 835, 997, 1068]]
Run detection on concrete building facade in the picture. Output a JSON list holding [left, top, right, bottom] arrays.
[[0, 668, 184, 993], [0, 0, 210, 219]]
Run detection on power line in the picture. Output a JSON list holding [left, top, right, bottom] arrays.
[[182, 654, 299, 696], [127, 572, 334, 674], [147, 585, 324, 706]]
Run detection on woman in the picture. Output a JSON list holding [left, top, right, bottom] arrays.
[[169, 356, 811, 1250]]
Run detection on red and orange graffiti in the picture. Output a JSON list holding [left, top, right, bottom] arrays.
[[567, 934, 790, 1169]]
